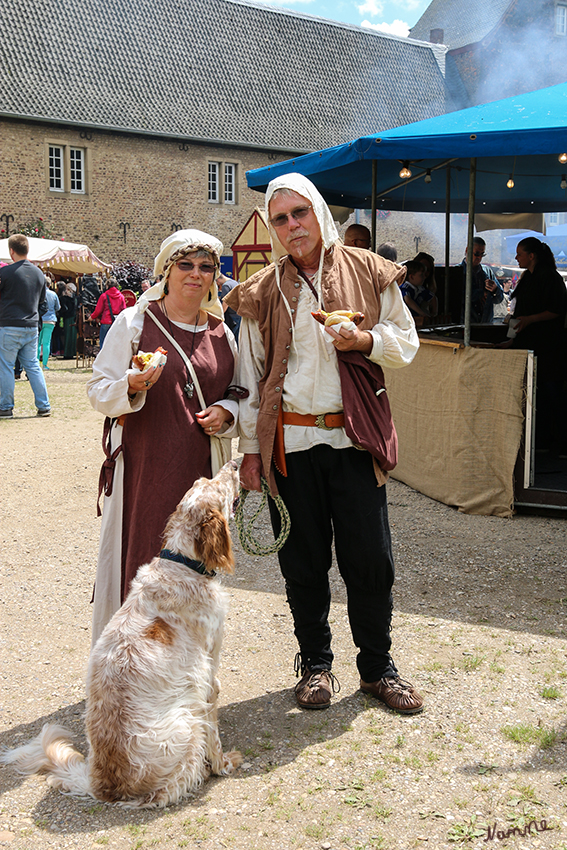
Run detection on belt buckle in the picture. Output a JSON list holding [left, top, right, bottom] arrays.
[[315, 413, 333, 431]]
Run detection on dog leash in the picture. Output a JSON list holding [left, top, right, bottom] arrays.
[[234, 477, 291, 556]]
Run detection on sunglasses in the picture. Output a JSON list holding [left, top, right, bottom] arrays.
[[176, 261, 216, 274], [472, 251, 486, 258], [270, 205, 313, 228]]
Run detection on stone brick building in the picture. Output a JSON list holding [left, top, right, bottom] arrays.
[[0, 0, 467, 269]]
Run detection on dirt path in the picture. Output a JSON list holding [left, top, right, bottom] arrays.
[[1, 360, 567, 850]]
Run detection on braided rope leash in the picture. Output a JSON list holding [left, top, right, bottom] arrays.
[[234, 477, 291, 556]]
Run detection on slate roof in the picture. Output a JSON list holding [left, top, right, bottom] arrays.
[[409, 0, 513, 50], [1, 0, 467, 152]]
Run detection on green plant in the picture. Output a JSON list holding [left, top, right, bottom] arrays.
[[447, 815, 488, 842], [461, 654, 485, 672], [13, 218, 57, 240], [501, 723, 557, 748], [541, 685, 562, 699]]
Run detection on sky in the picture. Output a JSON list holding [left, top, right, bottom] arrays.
[[252, 0, 430, 37]]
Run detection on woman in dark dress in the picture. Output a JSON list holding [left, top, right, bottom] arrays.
[[87, 230, 240, 644], [510, 237, 567, 448]]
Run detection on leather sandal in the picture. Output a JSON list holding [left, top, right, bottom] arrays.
[[295, 668, 340, 710], [360, 675, 423, 714]]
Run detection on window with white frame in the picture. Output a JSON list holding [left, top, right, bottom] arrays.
[[49, 145, 64, 191], [70, 147, 85, 193], [224, 163, 236, 204], [47, 142, 89, 196], [208, 162, 220, 203], [556, 4, 567, 35]]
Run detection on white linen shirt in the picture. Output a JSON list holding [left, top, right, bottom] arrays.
[[237, 273, 418, 455]]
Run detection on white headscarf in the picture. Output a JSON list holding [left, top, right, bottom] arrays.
[[265, 173, 339, 363], [265, 173, 339, 262], [138, 229, 224, 319]]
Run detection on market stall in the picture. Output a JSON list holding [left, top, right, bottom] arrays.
[[244, 83, 567, 513], [0, 237, 110, 276]]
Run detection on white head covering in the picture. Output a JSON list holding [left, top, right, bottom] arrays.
[[138, 229, 224, 319], [265, 173, 339, 261], [264, 173, 340, 364]]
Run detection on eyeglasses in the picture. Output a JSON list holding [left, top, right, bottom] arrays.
[[176, 261, 216, 274], [269, 205, 313, 228], [472, 251, 486, 258]]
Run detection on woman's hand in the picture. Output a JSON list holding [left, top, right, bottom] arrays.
[[195, 404, 234, 436], [127, 363, 165, 394]]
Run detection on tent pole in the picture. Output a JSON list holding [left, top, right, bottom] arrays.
[[371, 160, 377, 251], [464, 158, 477, 347], [444, 165, 451, 317]]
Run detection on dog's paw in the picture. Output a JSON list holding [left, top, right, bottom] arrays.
[[219, 750, 242, 775]]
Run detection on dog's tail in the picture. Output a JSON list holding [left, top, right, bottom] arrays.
[[0, 724, 92, 797]]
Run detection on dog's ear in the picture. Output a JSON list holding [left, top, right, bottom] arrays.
[[194, 509, 234, 573]]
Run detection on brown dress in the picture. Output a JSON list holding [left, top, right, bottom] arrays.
[[120, 302, 234, 600]]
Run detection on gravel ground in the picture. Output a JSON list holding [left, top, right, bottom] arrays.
[[1, 360, 567, 850]]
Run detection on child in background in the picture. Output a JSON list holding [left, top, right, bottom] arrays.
[[401, 260, 432, 319]]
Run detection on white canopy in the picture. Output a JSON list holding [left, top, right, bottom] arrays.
[[0, 237, 110, 275]]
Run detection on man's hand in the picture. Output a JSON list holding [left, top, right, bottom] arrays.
[[324, 325, 373, 355], [240, 453, 263, 492], [485, 280, 497, 294]]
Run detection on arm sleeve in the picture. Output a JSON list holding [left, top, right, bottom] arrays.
[[209, 324, 239, 437], [90, 294, 104, 321], [38, 282, 48, 317], [366, 279, 420, 369], [86, 307, 146, 417], [234, 316, 264, 454]]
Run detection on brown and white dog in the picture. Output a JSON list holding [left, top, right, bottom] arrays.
[[0, 461, 242, 807]]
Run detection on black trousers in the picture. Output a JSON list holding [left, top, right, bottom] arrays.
[[269, 444, 397, 682]]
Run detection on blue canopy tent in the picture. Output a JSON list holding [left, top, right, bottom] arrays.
[[246, 82, 567, 345], [246, 82, 567, 214]]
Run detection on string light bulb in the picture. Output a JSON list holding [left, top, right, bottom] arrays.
[[561, 175, 567, 190], [399, 162, 412, 179], [424, 169, 432, 183], [507, 175, 515, 189], [559, 153, 567, 164]]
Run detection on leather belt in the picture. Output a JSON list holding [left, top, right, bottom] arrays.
[[282, 412, 344, 431]]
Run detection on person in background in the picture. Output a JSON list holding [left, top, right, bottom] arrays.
[[217, 272, 241, 343], [90, 277, 127, 348], [140, 279, 152, 293], [225, 173, 422, 715], [377, 242, 398, 262], [37, 277, 60, 369], [0, 234, 51, 417], [506, 237, 567, 449], [343, 224, 371, 249], [60, 281, 78, 359], [413, 251, 438, 319], [400, 260, 431, 320], [462, 236, 504, 323]]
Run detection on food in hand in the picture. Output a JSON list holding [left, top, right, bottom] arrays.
[[132, 347, 168, 371], [311, 309, 365, 327]]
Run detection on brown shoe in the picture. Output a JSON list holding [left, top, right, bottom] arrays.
[[360, 676, 423, 714], [295, 669, 339, 710]]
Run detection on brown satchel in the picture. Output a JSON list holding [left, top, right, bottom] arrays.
[[336, 349, 398, 471]]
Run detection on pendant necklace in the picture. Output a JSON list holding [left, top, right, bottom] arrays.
[[162, 301, 198, 399]]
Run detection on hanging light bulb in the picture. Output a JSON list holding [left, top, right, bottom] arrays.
[[399, 162, 412, 179], [424, 169, 432, 183], [559, 153, 567, 164], [561, 175, 567, 189], [507, 175, 515, 189]]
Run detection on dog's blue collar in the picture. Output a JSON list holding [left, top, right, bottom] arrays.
[[159, 549, 216, 578]]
